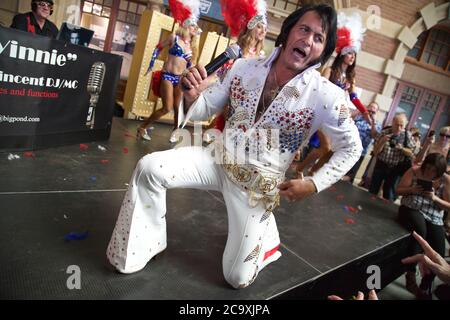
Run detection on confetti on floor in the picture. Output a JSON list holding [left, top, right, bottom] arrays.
[[7, 153, 20, 160], [100, 159, 109, 164], [345, 218, 355, 224], [79, 144, 89, 151], [98, 145, 107, 151], [336, 194, 344, 201], [90, 176, 97, 182], [357, 205, 363, 211], [124, 133, 136, 139], [64, 231, 89, 241], [23, 151, 35, 158], [344, 205, 358, 213], [122, 147, 129, 154]]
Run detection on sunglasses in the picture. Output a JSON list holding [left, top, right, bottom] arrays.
[[36, 1, 53, 9]]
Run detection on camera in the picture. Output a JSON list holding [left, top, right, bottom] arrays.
[[389, 138, 396, 148]]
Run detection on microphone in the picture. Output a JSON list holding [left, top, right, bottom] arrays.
[[86, 62, 106, 129], [204, 43, 241, 75], [182, 44, 241, 90]]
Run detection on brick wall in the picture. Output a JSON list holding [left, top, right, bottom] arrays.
[[352, 0, 447, 27], [361, 30, 399, 60], [355, 66, 386, 94]]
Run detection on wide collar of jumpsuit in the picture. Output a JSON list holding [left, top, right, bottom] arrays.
[[224, 47, 328, 174]]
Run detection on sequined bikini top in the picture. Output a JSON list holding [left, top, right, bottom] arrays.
[[168, 35, 192, 62]]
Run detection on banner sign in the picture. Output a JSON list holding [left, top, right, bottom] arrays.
[[0, 26, 122, 150]]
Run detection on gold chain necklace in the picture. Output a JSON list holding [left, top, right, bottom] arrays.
[[258, 67, 283, 119]]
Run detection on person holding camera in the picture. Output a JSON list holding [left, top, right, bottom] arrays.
[[368, 113, 416, 200], [396, 153, 450, 299]]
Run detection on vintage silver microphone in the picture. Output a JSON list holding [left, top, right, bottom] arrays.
[[86, 62, 106, 129]]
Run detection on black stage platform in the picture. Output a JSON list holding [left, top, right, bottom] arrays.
[[0, 118, 411, 299]]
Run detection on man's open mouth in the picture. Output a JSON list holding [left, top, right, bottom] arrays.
[[293, 47, 307, 59]]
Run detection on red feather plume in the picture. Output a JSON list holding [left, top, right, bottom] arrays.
[[220, 0, 258, 37], [336, 27, 352, 54], [169, 0, 191, 24]]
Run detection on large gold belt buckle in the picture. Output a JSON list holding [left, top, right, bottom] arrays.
[[232, 166, 252, 183], [258, 176, 277, 194]]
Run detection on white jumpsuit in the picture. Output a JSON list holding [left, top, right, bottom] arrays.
[[107, 47, 362, 288]]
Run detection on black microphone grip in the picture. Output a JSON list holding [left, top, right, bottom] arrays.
[[204, 52, 230, 75], [181, 53, 231, 91]]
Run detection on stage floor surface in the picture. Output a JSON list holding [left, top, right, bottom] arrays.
[[0, 117, 410, 299]]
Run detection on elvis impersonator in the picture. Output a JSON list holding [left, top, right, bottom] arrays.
[[107, 4, 363, 289]]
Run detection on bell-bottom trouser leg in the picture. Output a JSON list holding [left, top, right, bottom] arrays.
[[106, 146, 280, 288]]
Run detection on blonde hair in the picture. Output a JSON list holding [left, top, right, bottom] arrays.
[[176, 26, 199, 64], [439, 126, 450, 135], [237, 25, 265, 58]]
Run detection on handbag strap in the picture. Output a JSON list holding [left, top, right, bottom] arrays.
[[403, 129, 408, 147]]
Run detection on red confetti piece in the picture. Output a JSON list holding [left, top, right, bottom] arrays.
[[345, 205, 358, 213], [79, 144, 88, 151], [336, 194, 344, 201], [23, 151, 35, 158], [345, 218, 355, 224], [100, 160, 109, 164], [122, 147, 129, 154]]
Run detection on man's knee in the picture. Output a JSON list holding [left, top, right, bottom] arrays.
[[136, 152, 166, 181]]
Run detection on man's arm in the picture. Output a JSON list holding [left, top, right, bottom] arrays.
[[308, 97, 363, 193], [279, 95, 363, 201], [179, 60, 236, 126], [372, 134, 389, 156], [370, 121, 380, 139], [10, 14, 27, 31]]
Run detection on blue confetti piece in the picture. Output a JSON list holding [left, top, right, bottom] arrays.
[[64, 231, 89, 241], [90, 176, 97, 182]]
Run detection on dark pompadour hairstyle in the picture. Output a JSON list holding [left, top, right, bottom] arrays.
[[421, 152, 447, 178], [275, 4, 337, 65]]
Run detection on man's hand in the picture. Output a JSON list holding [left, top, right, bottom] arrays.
[[278, 173, 317, 202], [362, 112, 373, 126], [380, 134, 391, 144], [402, 231, 450, 284], [181, 64, 209, 103], [328, 290, 378, 301]]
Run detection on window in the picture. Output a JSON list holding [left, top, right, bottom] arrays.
[[271, 0, 302, 11], [388, 81, 449, 141], [117, 0, 146, 26], [81, 0, 147, 53], [407, 27, 450, 73], [83, 0, 112, 18], [270, 0, 334, 11], [435, 99, 450, 131]]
